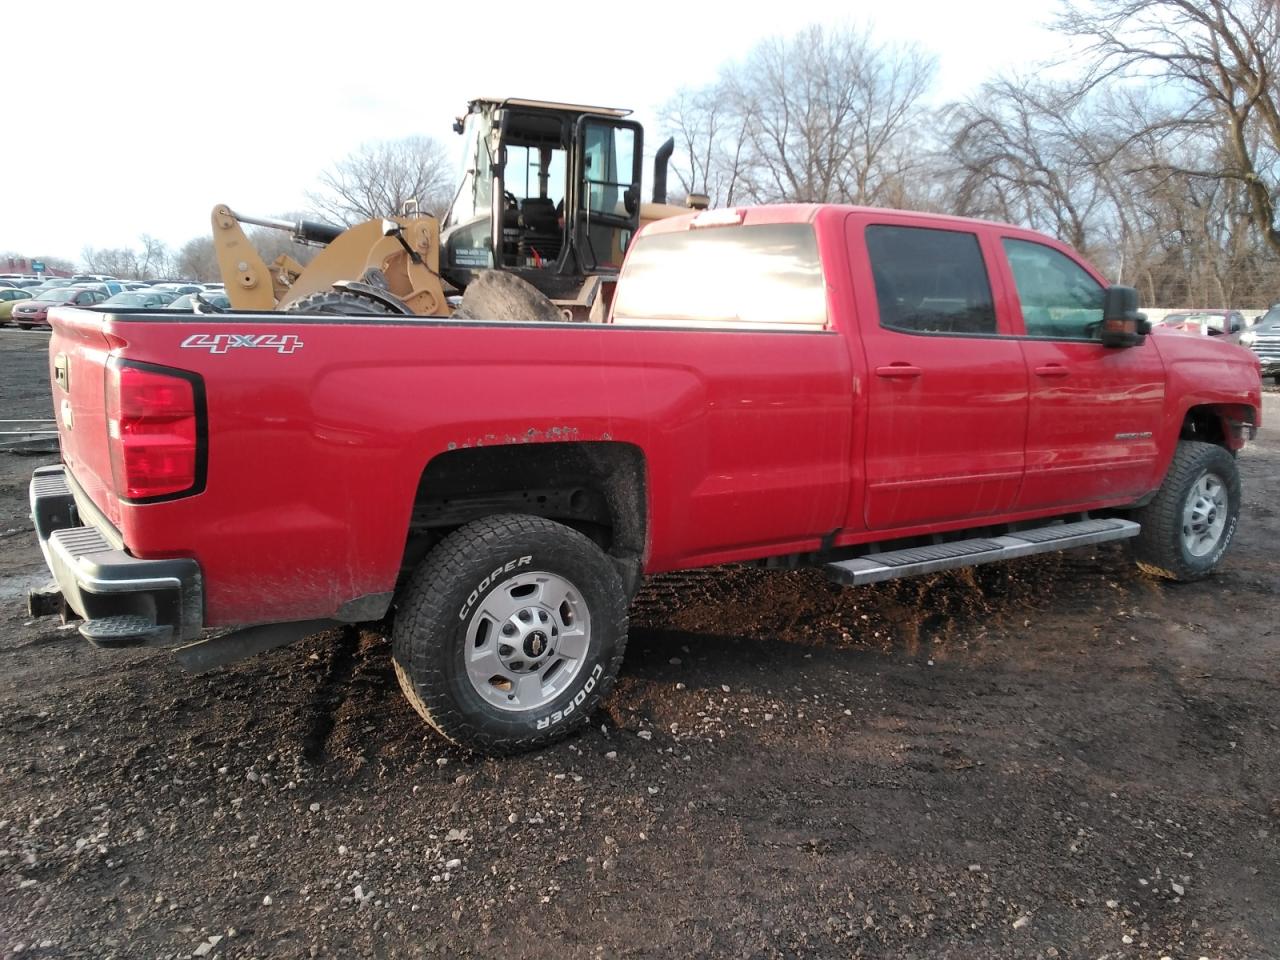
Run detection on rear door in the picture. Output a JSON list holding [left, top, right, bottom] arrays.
[[847, 215, 1028, 531], [998, 236, 1165, 509]]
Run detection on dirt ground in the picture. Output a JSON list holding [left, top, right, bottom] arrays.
[[0, 331, 1277, 960]]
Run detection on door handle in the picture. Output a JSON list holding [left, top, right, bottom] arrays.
[[875, 364, 922, 379], [1034, 364, 1069, 377]]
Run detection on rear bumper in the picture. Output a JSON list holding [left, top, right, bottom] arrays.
[[29, 465, 203, 645]]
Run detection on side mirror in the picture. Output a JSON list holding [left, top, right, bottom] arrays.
[[1100, 285, 1150, 348], [623, 184, 640, 217]]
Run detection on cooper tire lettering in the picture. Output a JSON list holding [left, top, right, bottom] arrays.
[[458, 554, 533, 621]]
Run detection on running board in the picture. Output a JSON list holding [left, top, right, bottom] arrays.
[[825, 518, 1140, 587]]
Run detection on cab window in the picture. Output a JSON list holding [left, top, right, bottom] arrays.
[[612, 223, 827, 328], [865, 225, 996, 335], [1002, 238, 1104, 340]]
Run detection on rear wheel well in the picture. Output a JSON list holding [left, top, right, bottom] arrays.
[[402, 442, 647, 595]]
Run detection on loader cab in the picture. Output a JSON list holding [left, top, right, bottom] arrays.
[[440, 97, 644, 301]]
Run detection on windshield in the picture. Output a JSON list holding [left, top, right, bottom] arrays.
[[105, 292, 158, 307], [1184, 313, 1227, 333], [446, 109, 493, 229], [39, 288, 77, 301]]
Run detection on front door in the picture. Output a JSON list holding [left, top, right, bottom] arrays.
[[849, 217, 1028, 531], [998, 236, 1165, 510]]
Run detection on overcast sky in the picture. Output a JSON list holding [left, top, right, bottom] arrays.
[[5, 0, 1070, 265]]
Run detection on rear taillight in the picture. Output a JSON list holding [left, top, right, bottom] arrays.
[[106, 360, 205, 501]]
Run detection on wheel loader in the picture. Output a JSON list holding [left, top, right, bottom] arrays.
[[211, 98, 701, 322]]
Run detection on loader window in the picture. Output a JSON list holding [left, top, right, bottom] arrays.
[[583, 124, 635, 217], [446, 111, 493, 228], [504, 145, 567, 209]]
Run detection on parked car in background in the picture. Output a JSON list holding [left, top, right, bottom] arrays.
[[0, 288, 33, 323], [102, 290, 179, 309], [151, 282, 205, 295], [10, 286, 108, 329], [31, 279, 74, 295], [165, 291, 231, 310], [1159, 310, 1251, 344], [1241, 305, 1280, 382], [68, 283, 114, 300]]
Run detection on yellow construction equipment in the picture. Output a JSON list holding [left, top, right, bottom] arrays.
[[212, 97, 700, 321]]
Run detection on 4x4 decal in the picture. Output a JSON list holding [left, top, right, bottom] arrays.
[[181, 333, 303, 355]]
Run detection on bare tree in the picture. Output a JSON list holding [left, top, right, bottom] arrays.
[[659, 24, 935, 209], [727, 25, 936, 205], [660, 81, 751, 207], [307, 137, 455, 225], [174, 236, 219, 282], [1060, 0, 1280, 255], [946, 79, 1112, 252], [80, 235, 172, 279]]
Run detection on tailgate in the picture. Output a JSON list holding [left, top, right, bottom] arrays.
[[48, 306, 121, 530]]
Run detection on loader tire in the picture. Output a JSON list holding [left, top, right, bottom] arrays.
[[392, 514, 628, 754], [285, 290, 399, 316], [450, 270, 566, 323], [1131, 440, 1240, 582]]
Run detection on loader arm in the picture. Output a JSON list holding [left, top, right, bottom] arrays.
[[212, 204, 278, 311], [210, 205, 451, 316]]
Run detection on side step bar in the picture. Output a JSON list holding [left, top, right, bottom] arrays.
[[825, 518, 1140, 587]]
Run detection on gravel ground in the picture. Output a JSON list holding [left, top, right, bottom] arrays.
[[0, 330, 1277, 959]]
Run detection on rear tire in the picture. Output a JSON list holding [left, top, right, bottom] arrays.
[[285, 290, 398, 315], [1131, 440, 1240, 581], [392, 514, 627, 754]]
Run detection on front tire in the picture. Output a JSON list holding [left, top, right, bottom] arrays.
[[392, 514, 628, 754], [1131, 440, 1241, 581]]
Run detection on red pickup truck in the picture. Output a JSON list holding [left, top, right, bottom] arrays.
[[29, 204, 1261, 753]]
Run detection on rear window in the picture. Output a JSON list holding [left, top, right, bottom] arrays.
[[612, 223, 827, 328]]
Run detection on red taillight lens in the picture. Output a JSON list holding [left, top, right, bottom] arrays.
[[106, 362, 203, 501]]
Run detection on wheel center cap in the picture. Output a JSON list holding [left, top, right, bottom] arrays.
[[524, 631, 549, 659]]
